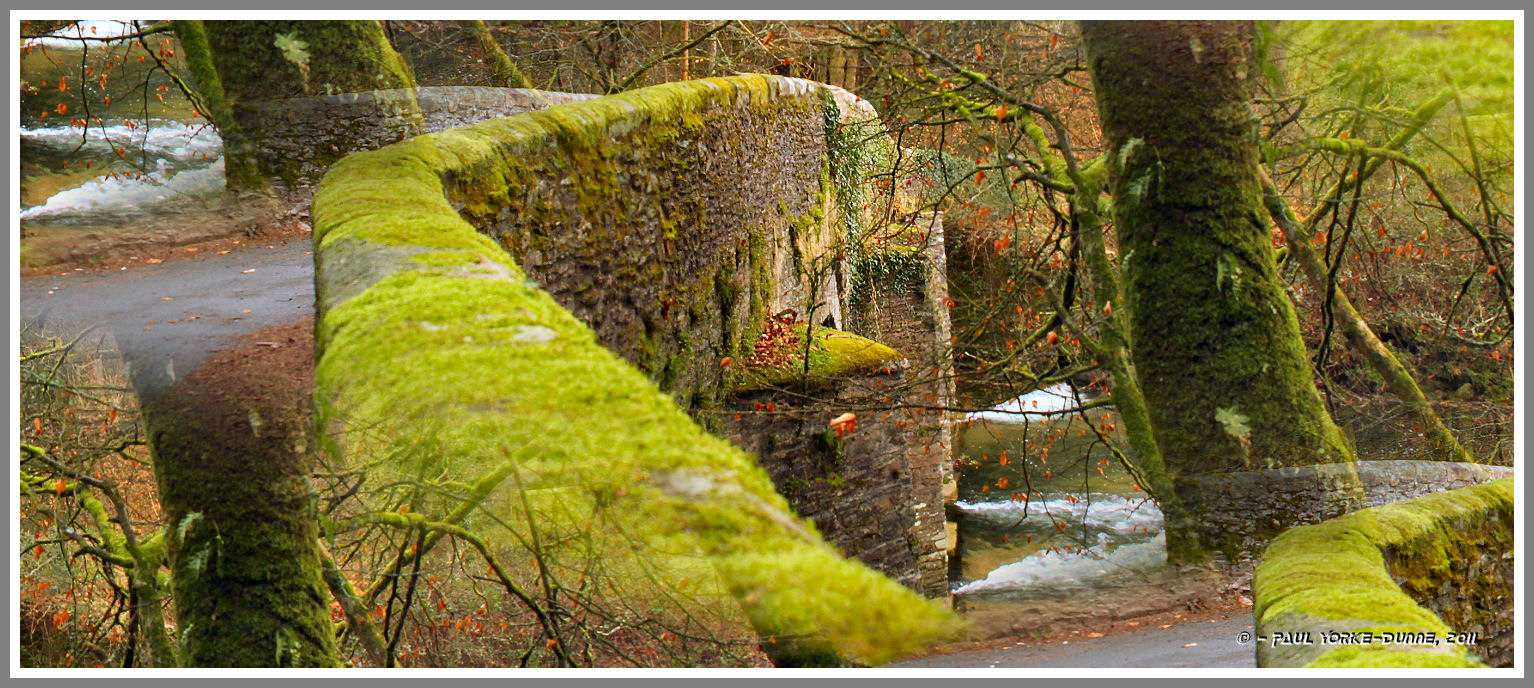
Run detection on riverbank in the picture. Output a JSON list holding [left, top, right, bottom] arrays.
[[19, 190, 309, 274]]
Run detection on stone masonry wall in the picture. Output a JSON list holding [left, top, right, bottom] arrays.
[[1253, 478, 1513, 668], [456, 79, 841, 414], [1380, 481, 1515, 667], [718, 351, 952, 600], [841, 213, 958, 594], [1179, 459, 1512, 558], [719, 366, 926, 593]]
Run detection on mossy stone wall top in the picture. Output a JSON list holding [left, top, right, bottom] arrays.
[[310, 75, 958, 666], [1252, 478, 1512, 668]]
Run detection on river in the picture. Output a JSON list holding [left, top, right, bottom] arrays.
[[951, 384, 1168, 607], [19, 20, 226, 242]]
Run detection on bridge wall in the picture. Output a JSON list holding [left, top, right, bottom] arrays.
[[1179, 459, 1511, 556], [836, 214, 959, 597], [443, 79, 846, 412], [309, 76, 958, 665], [1253, 478, 1513, 668]]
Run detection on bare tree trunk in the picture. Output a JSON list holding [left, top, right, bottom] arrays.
[[464, 20, 535, 90], [1261, 171, 1473, 463]]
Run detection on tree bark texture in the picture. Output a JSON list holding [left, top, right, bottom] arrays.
[[201, 20, 415, 102], [184, 20, 419, 190], [142, 385, 339, 667], [1082, 20, 1357, 477], [171, 20, 267, 191]]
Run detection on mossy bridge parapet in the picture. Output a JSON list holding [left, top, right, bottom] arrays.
[[309, 75, 961, 665], [1253, 478, 1513, 668]]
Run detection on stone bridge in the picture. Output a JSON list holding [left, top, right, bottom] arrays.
[[292, 75, 1513, 669], [306, 75, 961, 664]]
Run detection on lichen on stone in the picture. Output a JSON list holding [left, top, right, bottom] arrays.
[[1253, 478, 1512, 668]]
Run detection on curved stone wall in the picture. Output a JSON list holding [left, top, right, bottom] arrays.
[[310, 75, 958, 666], [1253, 478, 1513, 667], [1178, 459, 1512, 557]]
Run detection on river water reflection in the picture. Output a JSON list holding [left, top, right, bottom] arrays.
[[952, 384, 1168, 604], [20, 22, 223, 239]]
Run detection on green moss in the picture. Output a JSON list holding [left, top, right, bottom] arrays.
[[203, 21, 415, 102], [1253, 479, 1511, 668], [728, 324, 902, 392], [408, 250, 483, 268], [315, 267, 958, 664], [815, 428, 847, 460], [312, 75, 961, 665], [1307, 646, 1483, 668]]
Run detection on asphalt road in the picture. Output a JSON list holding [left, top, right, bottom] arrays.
[[892, 610, 1256, 668], [19, 237, 315, 399]]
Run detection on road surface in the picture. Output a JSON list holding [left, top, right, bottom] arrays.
[[892, 609, 1256, 668], [19, 237, 314, 399]]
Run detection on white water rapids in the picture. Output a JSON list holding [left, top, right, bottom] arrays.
[[20, 120, 226, 223]]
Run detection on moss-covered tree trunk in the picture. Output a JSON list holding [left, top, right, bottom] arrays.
[[1081, 21, 1361, 552], [200, 20, 414, 101], [141, 359, 339, 667], [178, 20, 418, 190], [171, 21, 266, 192], [464, 20, 535, 90], [1072, 170, 1201, 563]]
